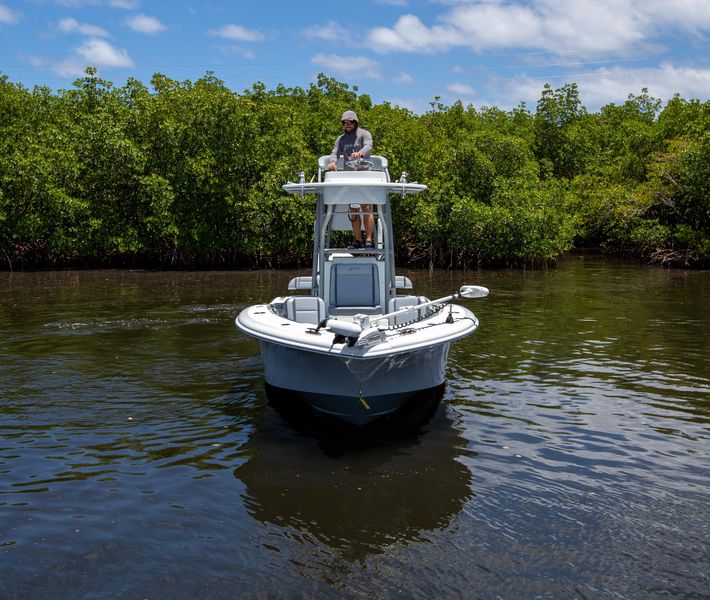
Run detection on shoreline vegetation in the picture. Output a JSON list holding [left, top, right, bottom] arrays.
[[1, 69, 708, 271]]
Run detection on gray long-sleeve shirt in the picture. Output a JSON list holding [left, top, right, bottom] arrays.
[[329, 127, 373, 164]]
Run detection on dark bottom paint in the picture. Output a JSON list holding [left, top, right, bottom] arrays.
[[265, 382, 445, 431]]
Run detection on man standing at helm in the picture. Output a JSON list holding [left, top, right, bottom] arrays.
[[327, 110, 375, 249]]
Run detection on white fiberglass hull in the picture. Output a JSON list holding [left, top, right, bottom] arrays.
[[260, 339, 450, 424], [236, 303, 478, 425]]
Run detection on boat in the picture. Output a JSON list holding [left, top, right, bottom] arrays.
[[236, 155, 489, 425]]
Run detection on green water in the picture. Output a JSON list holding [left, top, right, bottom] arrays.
[[1, 256, 708, 598]]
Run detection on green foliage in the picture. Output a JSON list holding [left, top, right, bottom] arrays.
[[0, 71, 707, 269], [534, 83, 591, 179], [636, 133, 710, 261]]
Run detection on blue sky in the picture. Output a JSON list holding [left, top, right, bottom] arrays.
[[1, 0, 709, 113]]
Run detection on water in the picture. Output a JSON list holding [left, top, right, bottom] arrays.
[[1, 257, 708, 599]]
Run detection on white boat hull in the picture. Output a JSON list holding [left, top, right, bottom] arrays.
[[259, 339, 451, 424], [236, 302, 478, 425]]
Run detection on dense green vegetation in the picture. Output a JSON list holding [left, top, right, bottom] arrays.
[[1, 69, 708, 270]]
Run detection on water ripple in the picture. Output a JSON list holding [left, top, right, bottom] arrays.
[[1, 263, 708, 599]]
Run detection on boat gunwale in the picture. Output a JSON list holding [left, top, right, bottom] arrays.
[[236, 303, 478, 359]]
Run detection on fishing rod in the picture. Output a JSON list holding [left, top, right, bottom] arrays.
[[319, 285, 489, 339]]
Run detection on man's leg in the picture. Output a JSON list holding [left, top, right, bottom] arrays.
[[349, 207, 362, 242], [363, 205, 374, 243]]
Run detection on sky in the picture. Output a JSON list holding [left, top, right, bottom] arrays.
[[1, 0, 709, 114]]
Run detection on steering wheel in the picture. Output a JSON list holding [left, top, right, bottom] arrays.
[[345, 158, 374, 171]]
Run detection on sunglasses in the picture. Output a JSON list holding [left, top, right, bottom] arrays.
[[342, 120, 355, 125]]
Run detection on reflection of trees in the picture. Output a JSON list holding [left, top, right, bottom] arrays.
[[233, 395, 474, 562], [448, 257, 709, 416], [0, 268, 286, 363], [0, 269, 287, 412]]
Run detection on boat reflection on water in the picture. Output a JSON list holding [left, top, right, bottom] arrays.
[[233, 390, 475, 560]]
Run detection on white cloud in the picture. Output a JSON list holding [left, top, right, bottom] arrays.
[[302, 21, 350, 42], [57, 17, 110, 37], [580, 63, 710, 107], [384, 97, 428, 114], [52, 63, 86, 79], [125, 14, 166, 34], [376, 0, 408, 5], [442, 2, 544, 51], [448, 82, 476, 96], [108, 0, 138, 8], [530, 0, 646, 54], [368, 15, 456, 53], [55, 0, 98, 6], [71, 37, 134, 70], [55, 0, 138, 7], [46, 38, 134, 78], [311, 53, 382, 79], [0, 3, 20, 24], [209, 24, 265, 42], [368, 0, 710, 56], [215, 45, 256, 60], [641, 0, 710, 29], [489, 62, 710, 110], [394, 72, 414, 84]]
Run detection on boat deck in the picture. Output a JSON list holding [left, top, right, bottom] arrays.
[[324, 247, 384, 256]]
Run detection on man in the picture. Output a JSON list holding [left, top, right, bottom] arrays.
[[327, 110, 375, 249]]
